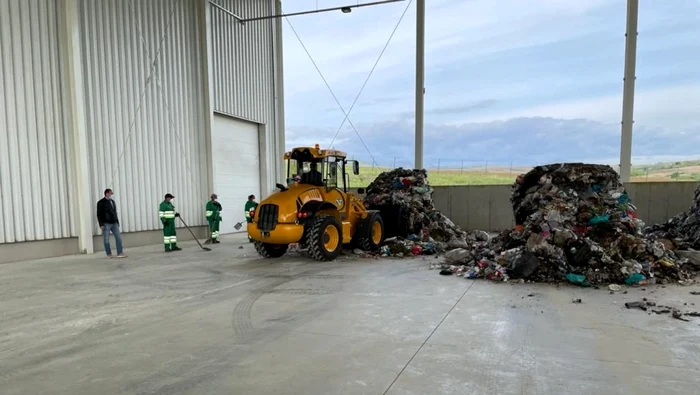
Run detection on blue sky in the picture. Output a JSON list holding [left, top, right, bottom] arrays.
[[281, 0, 700, 168]]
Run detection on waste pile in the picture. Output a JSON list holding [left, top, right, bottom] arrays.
[[645, 184, 700, 250], [364, 168, 486, 250], [440, 163, 699, 285]]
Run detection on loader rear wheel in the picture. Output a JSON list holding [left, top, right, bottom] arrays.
[[254, 242, 288, 258], [359, 213, 385, 251], [306, 215, 342, 261]]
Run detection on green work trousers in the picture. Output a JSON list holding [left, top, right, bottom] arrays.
[[163, 221, 177, 251], [208, 219, 220, 240]]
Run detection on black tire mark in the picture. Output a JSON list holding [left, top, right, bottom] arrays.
[[231, 265, 330, 341]]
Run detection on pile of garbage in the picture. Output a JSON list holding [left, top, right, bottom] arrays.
[[645, 184, 700, 250], [441, 163, 699, 285], [364, 168, 485, 250]]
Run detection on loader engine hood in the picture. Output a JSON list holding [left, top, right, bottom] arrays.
[[256, 183, 326, 224]]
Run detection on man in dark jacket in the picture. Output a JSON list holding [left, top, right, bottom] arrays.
[[96, 188, 127, 258]]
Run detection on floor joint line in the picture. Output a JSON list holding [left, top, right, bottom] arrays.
[[382, 280, 476, 395]]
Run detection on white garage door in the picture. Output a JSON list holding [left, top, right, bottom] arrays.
[[212, 114, 261, 234]]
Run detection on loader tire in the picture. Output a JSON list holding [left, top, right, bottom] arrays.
[[254, 242, 288, 258], [306, 215, 342, 261], [359, 212, 385, 251]]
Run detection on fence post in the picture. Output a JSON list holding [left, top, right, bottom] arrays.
[[461, 159, 464, 173], [509, 160, 513, 176], [485, 161, 488, 173], [437, 159, 441, 173]]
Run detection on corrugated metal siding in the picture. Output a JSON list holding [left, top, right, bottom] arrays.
[[211, 0, 279, 186], [79, 0, 208, 234], [0, 0, 77, 244]]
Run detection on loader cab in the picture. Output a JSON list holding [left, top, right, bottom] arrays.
[[285, 145, 360, 193]]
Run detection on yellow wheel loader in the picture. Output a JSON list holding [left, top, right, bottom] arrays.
[[247, 145, 385, 261]]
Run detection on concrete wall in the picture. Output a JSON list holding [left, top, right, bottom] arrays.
[[0, 225, 207, 265], [430, 182, 700, 231]]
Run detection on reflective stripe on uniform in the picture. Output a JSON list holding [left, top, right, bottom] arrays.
[[159, 211, 165, 218], [245, 212, 251, 218], [170, 236, 177, 243], [162, 211, 175, 219], [206, 211, 213, 217], [163, 237, 171, 244]]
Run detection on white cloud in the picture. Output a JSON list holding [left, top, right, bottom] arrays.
[[448, 83, 700, 129], [282, 0, 622, 98]]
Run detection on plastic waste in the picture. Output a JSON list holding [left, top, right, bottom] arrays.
[[657, 257, 675, 268], [565, 273, 588, 286], [608, 284, 622, 292], [466, 267, 480, 279], [444, 248, 473, 264], [624, 273, 646, 285], [380, 245, 390, 256], [588, 214, 610, 225]]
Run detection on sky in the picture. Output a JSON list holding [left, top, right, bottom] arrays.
[[281, 0, 700, 169]]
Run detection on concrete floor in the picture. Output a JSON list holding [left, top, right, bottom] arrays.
[[1, 234, 700, 395]]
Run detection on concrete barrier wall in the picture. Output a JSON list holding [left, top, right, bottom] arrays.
[[429, 182, 700, 231], [0, 226, 208, 265]]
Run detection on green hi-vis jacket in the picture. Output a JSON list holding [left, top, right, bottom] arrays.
[[159, 201, 176, 224], [206, 200, 222, 221], [245, 201, 258, 223]]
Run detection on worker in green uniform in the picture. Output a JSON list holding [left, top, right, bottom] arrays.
[[205, 193, 222, 244], [159, 193, 182, 252], [245, 194, 258, 242]]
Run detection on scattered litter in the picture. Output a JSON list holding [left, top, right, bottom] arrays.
[[609, 284, 622, 292], [690, 291, 700, 295], [625, 273, 646, 285], [672, 310, 690, 322], [572, 298, 582, 304], [565, 273, 588, 287], [625, 301, 648, 311], [238, 246, 244, 249]]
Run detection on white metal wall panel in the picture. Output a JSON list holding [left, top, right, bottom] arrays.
[[79, 0, 208, 234], [0, 0, 77, 244], [211, 0, 281, 190], [212, 114, 261, 234]]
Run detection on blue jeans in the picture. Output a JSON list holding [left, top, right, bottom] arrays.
[[103, 223, 123, 256]]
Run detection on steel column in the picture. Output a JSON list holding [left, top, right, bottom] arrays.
[[414, 0, 425, 169], [619, 0, 639, 182]]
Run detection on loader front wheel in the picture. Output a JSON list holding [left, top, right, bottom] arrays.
[[359, 212, 385, 251], [306, 215, 342, 261], [254, 242, 288, 258]]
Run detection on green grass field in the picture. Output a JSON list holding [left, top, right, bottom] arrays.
[[288, 160, 700, 188], [348, 167, 516, 188]]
